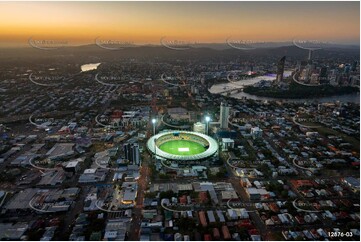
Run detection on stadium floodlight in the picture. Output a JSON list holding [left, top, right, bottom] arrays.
[[152, 118, 157, 135], [146, 131, 219, 161], [205, 116, 211, 135]]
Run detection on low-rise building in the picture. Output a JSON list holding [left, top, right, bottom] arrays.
[[46, 143, 75, 161], [246, 188, 269, 200], [78, 168, 108, 183], [121, 182, 137, 205], [222, 138, 235, 151]]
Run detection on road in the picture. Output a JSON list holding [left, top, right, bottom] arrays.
[[128, 153, 151, 241]]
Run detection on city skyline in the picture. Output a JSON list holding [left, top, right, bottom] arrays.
[[0, 1, 360, 47]]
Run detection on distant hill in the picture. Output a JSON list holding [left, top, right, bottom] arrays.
[[0, 43, 359, 63]]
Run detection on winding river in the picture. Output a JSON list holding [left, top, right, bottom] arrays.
[[209, 72, 359, 103]]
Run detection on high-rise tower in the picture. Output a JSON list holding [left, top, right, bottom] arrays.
[[276, 56, 286, 83], [219, 102, 230, 129]]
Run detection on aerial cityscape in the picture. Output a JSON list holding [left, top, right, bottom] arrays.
[[0, 1, 360, 241]]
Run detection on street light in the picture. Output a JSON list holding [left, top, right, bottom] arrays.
[[151, 118, 157, 135], [205, 116, 211, 135]]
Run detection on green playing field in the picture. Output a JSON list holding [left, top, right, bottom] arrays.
[[159, 140, 206, 156]]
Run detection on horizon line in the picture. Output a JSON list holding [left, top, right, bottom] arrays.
[[1, 41, 360, 49]]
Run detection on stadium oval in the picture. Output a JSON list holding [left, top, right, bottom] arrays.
[[147, 131, 219, 161]]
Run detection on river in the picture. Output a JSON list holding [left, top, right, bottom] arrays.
[[80, 63, 101, 72], [209, 72, 360, 104]]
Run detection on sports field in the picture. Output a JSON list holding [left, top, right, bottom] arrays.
[[159, 140, 206, 156]]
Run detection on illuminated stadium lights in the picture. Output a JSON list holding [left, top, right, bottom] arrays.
[[151, 118, 157, 135], [205, 116, 211, 134], [147, 131, 218, 161]]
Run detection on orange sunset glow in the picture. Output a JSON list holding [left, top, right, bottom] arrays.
[[0, 1, 359, 47]]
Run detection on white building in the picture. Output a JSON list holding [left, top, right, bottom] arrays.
[[251, 127, 263, 139], [121, 182, 138, 205], [221, 138, 234, 151], [219, 102, 230, 129], [193, 122, 206, 134], [65, 160, 80, 172]]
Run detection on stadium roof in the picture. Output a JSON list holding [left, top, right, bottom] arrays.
[[147, 130, 218, 161]]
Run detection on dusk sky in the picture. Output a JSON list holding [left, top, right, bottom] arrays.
[[0, 1, 359, 47]]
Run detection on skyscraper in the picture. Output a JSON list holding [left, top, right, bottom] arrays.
[[276, 56, 286, 83], [124, 143, 140, 165], [131, 143, 140, 165], [219, 102, 230, 129], [308, 50, 313, 62], [124, 143, 131, 161]]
